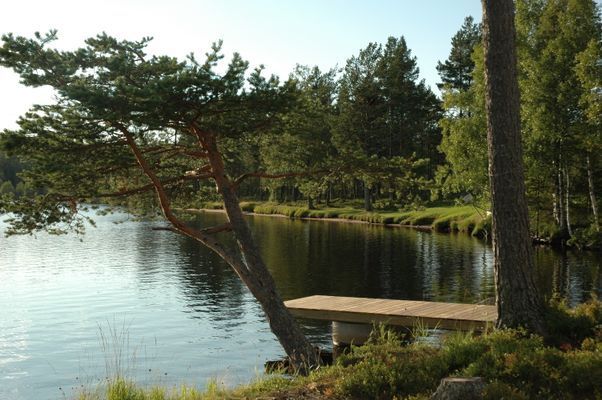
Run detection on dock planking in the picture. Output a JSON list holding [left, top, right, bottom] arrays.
[[284, 295, 497, 331]]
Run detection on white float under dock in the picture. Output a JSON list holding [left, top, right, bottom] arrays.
[[284, 295, 497, 337]]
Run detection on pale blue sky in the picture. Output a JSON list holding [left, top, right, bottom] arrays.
[[0, 0, 483, 130]]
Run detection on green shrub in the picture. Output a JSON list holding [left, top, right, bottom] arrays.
[[239, 201, 258, 212], [336, 328, 448, 399], [545, 298, 602, 346], [471, 216, 491, 237], [444, 332, 489, 372], [80, 321, 602, 400], [452, 328, 602, 399], [336, 344, 447, 399], [567, 225, 602, 249], [483, 381, 528, 400]]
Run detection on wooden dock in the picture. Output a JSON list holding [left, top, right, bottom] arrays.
[[284, 295, 497, 331]]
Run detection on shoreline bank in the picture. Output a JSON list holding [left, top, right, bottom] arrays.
[[178, 203, 489, 237], [178, 203, 601, 251]]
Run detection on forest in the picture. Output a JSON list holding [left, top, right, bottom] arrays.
[[0, 1, 601, 398], [1, 0, 600, 248]]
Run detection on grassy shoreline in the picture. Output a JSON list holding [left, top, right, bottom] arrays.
[[181, 202, 492, 238], [78, 300, 602, 400]]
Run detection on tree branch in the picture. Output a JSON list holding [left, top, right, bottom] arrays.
[[201, 223, 232, 234], [93, 173, 213, 198], [114, 122, 254, 282], [234, 170, 329, 187]]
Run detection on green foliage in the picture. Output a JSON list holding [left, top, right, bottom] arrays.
[[336, 329, 447, 399], [567, 224, 602, 249], [259, 65, 336, 204], [334, 36, 441, 210], [0, 31, 292, 233], [519, 0, 602, 240], [437, 16, 482, 91], [545, 297, 602, 346], [0, 151, 23, 186], [190, 202, 491, 237], [482, 381, 528, 400], [78, 378, 217, 400], [436, 43, 488, 201], [0, 180, 15, 196], [78, 311, 602, 400], [335, 319, 602, 399]]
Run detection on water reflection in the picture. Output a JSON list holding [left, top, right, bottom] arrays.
[[533, 247, 601, 306], [174, 230, 246, 323], [0, 211, 600, 400]]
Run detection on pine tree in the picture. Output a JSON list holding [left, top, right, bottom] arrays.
[[437, 16, 482, 92], [0, 32, 320, 369]]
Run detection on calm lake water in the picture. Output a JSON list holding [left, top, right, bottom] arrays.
[[0, 210, 600, 399]]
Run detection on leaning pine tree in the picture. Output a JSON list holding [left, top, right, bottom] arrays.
[[481, 0, 547, 335], [0, 32, 320, 369]]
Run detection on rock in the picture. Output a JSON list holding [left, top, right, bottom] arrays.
[[431, 377, 485, 400]]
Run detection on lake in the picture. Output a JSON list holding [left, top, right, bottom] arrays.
[[0, 210, 600, 399]]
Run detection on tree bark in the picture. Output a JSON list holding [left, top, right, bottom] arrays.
[[564, 166, 572, 236], [481, 0, 547, 335], [431, 377, 485, 400], [121, 124, 319, 370], [552, 182, 560, 227], [555, 157, 569, 242], [363, 182, 373, 211], [197, 130, 320, 370], [587, 154, 599, 231]]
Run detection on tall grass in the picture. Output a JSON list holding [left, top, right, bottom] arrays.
[[78, 299, 602, 400]]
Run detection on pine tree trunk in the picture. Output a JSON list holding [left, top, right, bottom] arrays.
[[202, 133, 319, 370], [587, 154, 600, 231], [363, 182, 373, 211], [481, 0, 547, 335], [308, 196, 314, 210]]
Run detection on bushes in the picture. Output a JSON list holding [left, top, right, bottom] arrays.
[[545, 298, 602, 346], [456, 329, 602, 399], [336, 330, 448, 399], [333, 311, 602, 400], [81, 316, 602, 400]]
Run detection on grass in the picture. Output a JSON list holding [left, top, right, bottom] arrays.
[[78, 299, 602, 400], [190, 201, 492, 238]]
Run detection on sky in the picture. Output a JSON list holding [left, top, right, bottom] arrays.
[[0, 0, 483, 130]]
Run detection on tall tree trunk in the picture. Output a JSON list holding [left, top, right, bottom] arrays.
[[552, 190, 560, 226], [481, 0, 547, 335], [554, 156, 569, 245], [363, 182, 373, 211], [122, 124, 319, 370], [562, 166, 573, 236], [587, 154, 600, 231], [200, 132, 319, 369]]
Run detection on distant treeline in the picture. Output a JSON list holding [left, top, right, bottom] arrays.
[[221, 0, 601, 246], [3, 0, 600, 247], [0, 152, 25, 197]]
